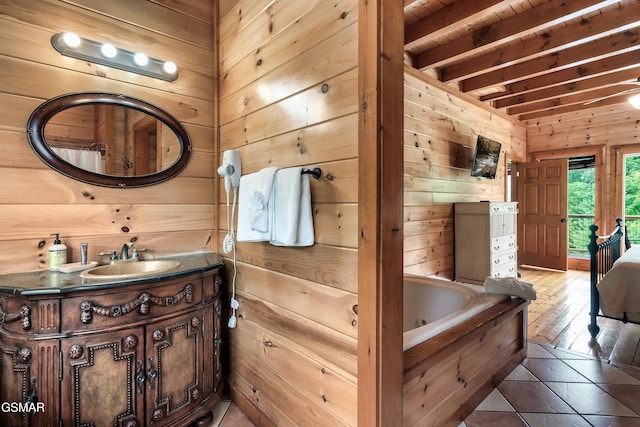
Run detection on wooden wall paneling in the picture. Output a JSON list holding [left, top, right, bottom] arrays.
[[403, 66, 526, 280], [234, 243, 357, 293], [0, 12, 214, 97], [219, 201, 357, 248], [234, 263, 357, 338], [219, 0, 326, 75], [184, 150, 215, 178], [218, 0, 361, 424], [0, 169, 214, 205], [403, 315, 522, 426], [218, 0, 236, 21], [227, 342, 350, 427], [224, 368, 284, 427], [525, 103, 640, 152], [222, 115, 358, 173], [63, 0, 214, 47], [0, 0, 215, 274], [0, 230, 213, 274], [1, 131, 48, 170], [181, 124, 215, 152], [357, 0, 405, 426], [235, 295, 358, 379], [219, 0, 358, 101], [1, 57, 214, 128], [2, 204, 213, 240], [148, 0, 214, 24], [221, 69, 358, 146], [219, 24, 357, 123], [218, 0, 277, 51], [313, 203, 358, 248], [229, 313, 357, 426]]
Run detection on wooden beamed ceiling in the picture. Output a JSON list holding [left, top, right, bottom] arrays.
[[404, 0, 640, 121]]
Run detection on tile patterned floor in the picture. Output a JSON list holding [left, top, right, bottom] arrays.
[[210, 398, 255, 427], [212, 341, 640, 426], [462, 341, 640, 427]]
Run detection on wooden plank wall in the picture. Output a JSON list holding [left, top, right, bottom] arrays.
[[0, 0, 216, 274], [525, 104, 640, 232], [218, 0, 359, 426], [403, 67, 527, 279]]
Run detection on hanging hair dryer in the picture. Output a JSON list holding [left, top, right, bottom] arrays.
[[217, 150, 241, 329], [218, 150, 241, 192]]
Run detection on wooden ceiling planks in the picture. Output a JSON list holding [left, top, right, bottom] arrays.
[[404, 0, 640, 120]]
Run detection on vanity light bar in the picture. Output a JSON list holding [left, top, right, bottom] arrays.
[[51, 32, 178, 82]]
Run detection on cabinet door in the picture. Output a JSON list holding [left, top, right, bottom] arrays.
[[146, 311, 203, 424], [0, 338, 34, 427], [60, 329, 145, 427]]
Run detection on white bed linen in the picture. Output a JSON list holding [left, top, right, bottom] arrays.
[[596, 245, 640, 322]]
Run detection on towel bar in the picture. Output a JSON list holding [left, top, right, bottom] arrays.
[[301, 167, 322, 179]]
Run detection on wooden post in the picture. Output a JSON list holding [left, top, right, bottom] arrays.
[[358, 0, 404, 426]]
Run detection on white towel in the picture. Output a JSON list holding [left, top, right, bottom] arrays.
[[270, 167, 315, 247], [51, 147, 103, 174], [236, 167, 279, 242], [483, 277, 537, 300]]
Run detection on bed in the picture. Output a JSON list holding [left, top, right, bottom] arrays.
[[587, 218, 640, 338]]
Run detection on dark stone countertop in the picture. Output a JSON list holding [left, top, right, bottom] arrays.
[[0, 252, 224, 296]]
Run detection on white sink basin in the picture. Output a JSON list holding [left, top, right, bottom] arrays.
[[80, 260, 181, 279]]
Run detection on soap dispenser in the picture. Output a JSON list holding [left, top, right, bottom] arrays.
[[48, 233, 67, 271]]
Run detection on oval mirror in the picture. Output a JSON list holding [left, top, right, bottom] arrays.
[[26, 92, 191, 188]]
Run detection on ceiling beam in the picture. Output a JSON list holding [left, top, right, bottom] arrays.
[[438, 1, 640, 82], [413, 0, 609, 70], [517, 92, 634, 120], [506, 84, 640, 115], [479, 49, 640, 99], [460, 28, 640, 93], [490, 68, 640, 108], [405, 0, 503, 45]]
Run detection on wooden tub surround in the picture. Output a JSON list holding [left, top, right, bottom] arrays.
[[403, 296, 528, 426], [0, 252, 224, 427]]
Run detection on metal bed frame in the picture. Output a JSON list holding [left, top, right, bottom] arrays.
[[587, 218, 631, 339]]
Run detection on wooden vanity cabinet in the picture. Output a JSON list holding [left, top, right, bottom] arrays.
[[0, 267, 222, 427]]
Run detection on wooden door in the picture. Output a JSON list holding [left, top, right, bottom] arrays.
[[517, 159, 568, 270], [146, 311, 203, 425], [60, 329, 144, 427]]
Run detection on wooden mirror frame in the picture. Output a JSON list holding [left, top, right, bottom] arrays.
[[26, 92, 192, 188]]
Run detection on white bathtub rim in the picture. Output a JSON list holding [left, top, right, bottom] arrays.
[[403, 276, 507, 351]]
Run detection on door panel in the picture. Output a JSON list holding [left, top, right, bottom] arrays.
[[146, 311, 203, 424], [61, 329, 144, 427], [517, 159, 568, 270]]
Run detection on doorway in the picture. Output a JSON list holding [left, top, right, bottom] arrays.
[[567, 156, 596, 257], [523, 148, 605, 271], [133, 118, 159, 175]]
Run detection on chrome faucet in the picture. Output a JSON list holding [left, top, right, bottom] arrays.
[[97, 243, 147, 264], [120, 243, 132, 260]]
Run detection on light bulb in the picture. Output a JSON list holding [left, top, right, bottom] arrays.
[[101, 44, 117, 58], [163, 61, 177, 74], [62, 32, 81, 48], [133, 53, 148, 66], [629, 93, 640, 109]]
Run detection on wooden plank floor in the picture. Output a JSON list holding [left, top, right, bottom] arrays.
[[520, 265, 640, 367]]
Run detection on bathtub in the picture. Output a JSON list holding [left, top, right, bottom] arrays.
[[403, 275, 507, 351]]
